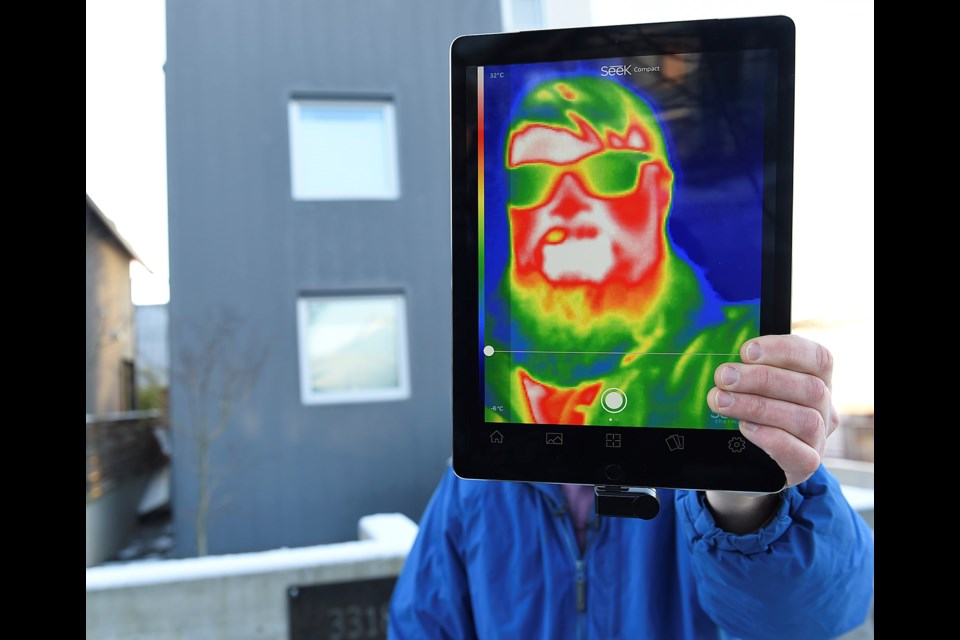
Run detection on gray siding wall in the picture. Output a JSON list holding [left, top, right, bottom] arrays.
[[166, 0, 500, 555]]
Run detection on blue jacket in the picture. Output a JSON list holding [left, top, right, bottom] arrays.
[[388, 465, 873, 639]]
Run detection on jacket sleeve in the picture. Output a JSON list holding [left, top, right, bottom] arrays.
[[388, 468, 476, 640], [675, 465, 874, 640]]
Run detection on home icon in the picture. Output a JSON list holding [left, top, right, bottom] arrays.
[[490, 430, 504, 444]]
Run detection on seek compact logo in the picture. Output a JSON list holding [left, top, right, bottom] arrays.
[[600, 64, 661, 76]]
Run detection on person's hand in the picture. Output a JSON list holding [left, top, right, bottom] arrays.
[[707, 333, 840, 488], [703, 334, 840, 533]]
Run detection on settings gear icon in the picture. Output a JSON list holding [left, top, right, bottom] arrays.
[[727, 436, 747, 453]]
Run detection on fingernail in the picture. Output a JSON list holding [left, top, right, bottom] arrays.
[[741, 421, 759, 432], [716, 391, 733, 409], [720, 366, 739, 386], [745, 342, 763, 361]]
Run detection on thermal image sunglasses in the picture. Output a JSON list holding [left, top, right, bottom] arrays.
[[506, 150, 655, 209]]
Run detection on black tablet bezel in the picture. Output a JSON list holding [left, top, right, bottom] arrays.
[[450, 15, 795, 492]]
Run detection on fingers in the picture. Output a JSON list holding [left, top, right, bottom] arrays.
[[710, 385, 828, 449], [706, 334, 841, 487], [715, 360, 831, 414], [739, 334, 834, 391], [707, 387, 825, 487]]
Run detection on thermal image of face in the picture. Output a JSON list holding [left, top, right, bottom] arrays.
[[505, 76, 674, 324], [483, 74, 761, 430]]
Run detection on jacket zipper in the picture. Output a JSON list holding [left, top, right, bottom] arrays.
[[543, 488, 598, 624], [575, 515, 602, 614], [575, 559, 586, 612]]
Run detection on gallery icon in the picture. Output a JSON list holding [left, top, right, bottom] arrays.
[[546, 432, 564, 445], [728, 436, 747, 453], [665, 434, 685, 452], [605, 433, 622, 448], [490, 430, 504, 444]]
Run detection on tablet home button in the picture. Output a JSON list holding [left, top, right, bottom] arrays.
[[604, 464, 623, 481]]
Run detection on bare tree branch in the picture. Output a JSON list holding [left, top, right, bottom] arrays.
[[170, 306, 267, 556]]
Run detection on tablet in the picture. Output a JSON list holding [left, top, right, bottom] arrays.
[[450, 16, 794, 492]]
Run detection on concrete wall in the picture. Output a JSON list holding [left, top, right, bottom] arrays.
[[165, 0, 501, 555], [86, 472, 152, 568], [825, 457, 874, 529], [86, 513, 418, 639]]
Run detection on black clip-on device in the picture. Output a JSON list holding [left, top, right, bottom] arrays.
[[594, 485, 661, 520]]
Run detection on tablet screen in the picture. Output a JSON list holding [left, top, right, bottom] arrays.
[[451, 17, 794, 491]]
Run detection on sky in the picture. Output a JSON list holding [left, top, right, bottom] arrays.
[[86, 0, 169, 307], [85, 0, 872, 414]]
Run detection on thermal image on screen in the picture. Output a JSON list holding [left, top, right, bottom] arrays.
[[479, 54, 769, 430]]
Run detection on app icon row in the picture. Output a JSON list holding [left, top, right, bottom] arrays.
[[488, 430, 747, 453]]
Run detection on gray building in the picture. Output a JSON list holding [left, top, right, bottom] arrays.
[[165, 0, 503, 555]]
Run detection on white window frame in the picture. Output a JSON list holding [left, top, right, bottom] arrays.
[[296, 293, 411, 405], [288, 99, 400, 201]]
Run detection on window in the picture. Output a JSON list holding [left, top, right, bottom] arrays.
[[297, 294, 410, 405], [501, 0, 543, 31], [120, 359, 136, 411], [288, 99, 399, 200]]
